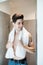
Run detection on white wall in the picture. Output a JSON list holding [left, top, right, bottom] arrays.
[[37, 0, 43, 65]]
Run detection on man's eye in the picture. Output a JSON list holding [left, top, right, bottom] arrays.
[[18, 22, 20, 25], [22, 22, 24, 25], [18, 22, 24, 25]]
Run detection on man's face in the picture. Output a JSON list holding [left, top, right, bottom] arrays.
[[15, 19, 24, 31]]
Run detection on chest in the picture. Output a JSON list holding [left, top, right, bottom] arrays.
[[13, 33, 22, 46]]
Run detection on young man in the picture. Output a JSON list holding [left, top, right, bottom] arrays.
[[6, 13, 35, 65]]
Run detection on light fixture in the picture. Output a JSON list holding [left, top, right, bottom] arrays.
[[0, 0, 7, 3]]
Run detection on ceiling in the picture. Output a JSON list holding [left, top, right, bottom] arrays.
[[0, 0, 7, 3], [0, 0, 36, 20]]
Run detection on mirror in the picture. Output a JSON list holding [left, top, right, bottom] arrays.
[[0, 0, 37, 65]]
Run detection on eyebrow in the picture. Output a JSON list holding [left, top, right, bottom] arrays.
[[17, 21, 24, 25]]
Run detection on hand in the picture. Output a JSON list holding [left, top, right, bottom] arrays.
[[13, 55, 21, 60], [6, 42, 13, 49]]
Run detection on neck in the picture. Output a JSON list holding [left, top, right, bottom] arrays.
[[15, 30, 20, 34]]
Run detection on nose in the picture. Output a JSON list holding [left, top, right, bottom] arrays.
[[20, 23, 23, 27]]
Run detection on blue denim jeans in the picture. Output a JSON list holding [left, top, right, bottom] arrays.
[[8, 59, 28, 65]]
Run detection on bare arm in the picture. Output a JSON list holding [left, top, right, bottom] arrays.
[[22, 34, 35, 53], [24, 42, 35, 53]]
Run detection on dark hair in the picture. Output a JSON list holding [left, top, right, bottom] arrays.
[[12, 13, 24, 23]]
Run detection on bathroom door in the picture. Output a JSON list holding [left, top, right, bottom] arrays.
[[0, 11, 10, 65]]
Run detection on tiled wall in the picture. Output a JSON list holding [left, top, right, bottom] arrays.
[[0, 11, 10, 65], [24, 20, 37, 65]]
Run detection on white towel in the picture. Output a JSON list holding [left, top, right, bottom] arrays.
[[5, 47, 14, 59], [8, 27, 29, 44], [5, 27, 30, 59]]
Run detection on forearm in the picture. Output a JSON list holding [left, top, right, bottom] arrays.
[[24, 45, 35, 53]]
